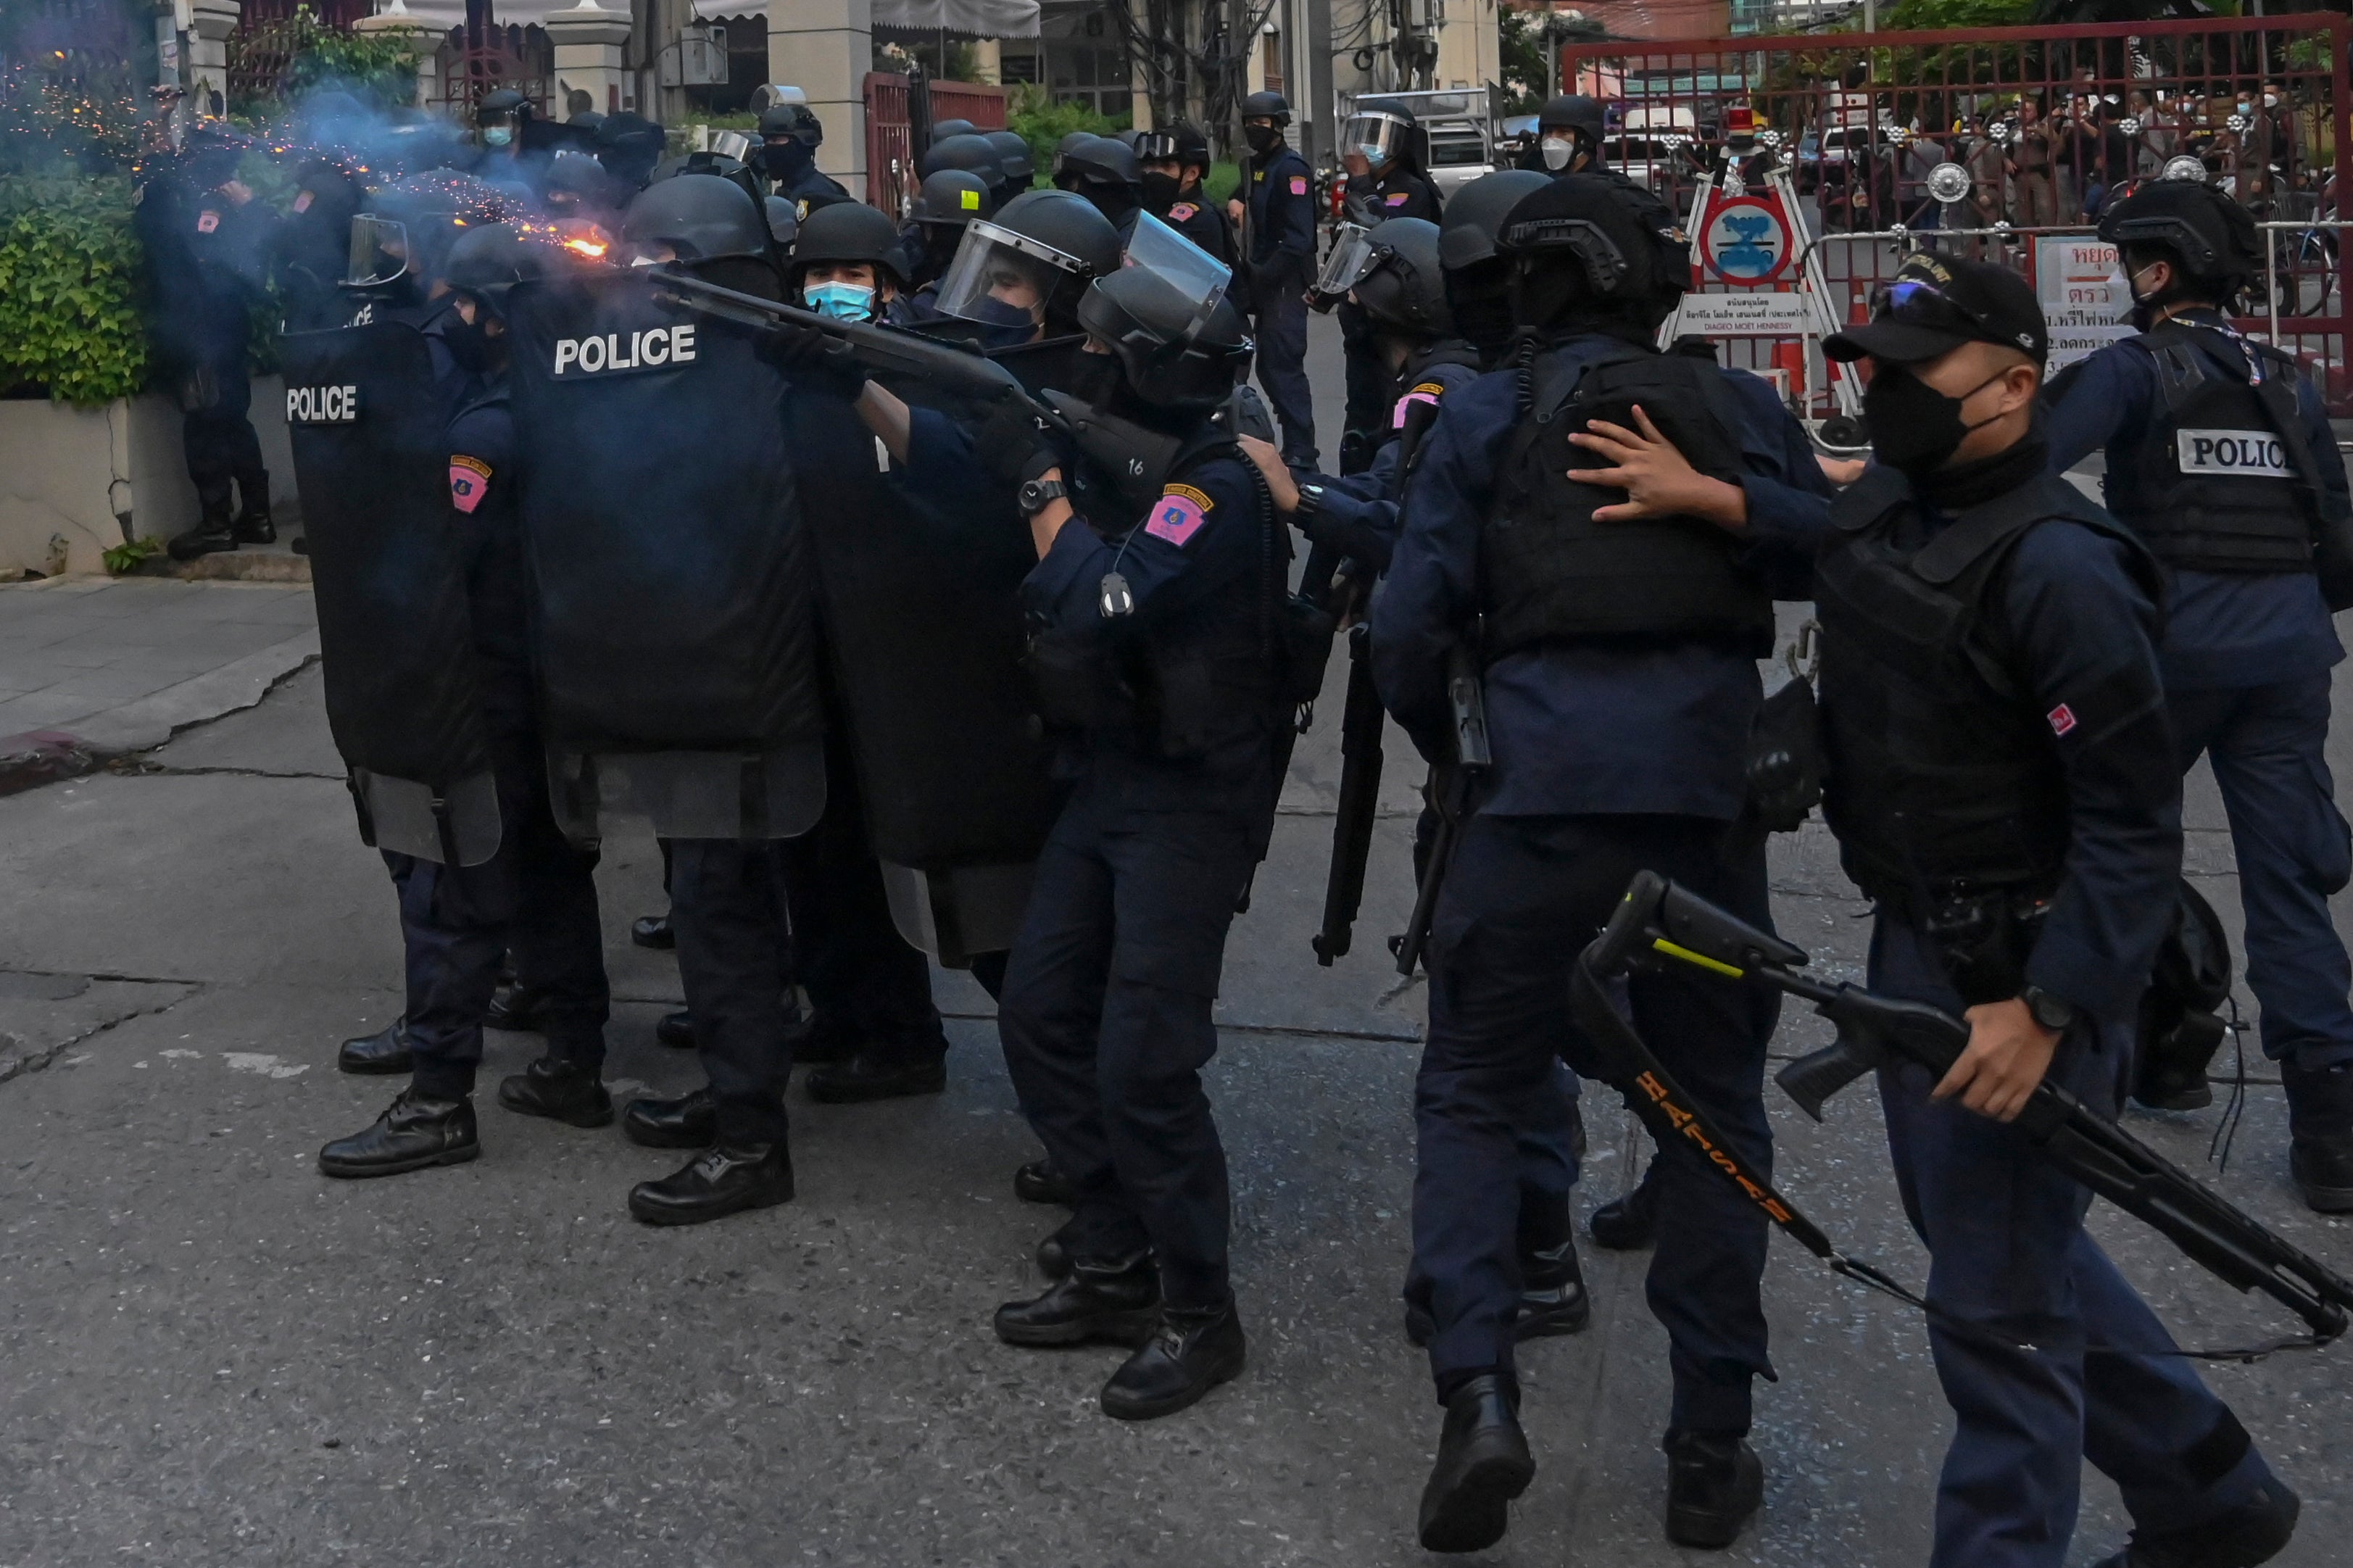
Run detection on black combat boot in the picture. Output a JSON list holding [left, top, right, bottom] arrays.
[[994, 1252, 1160, 1348], [484, 982, 552, 1033], [2283, 1060, 2353, 1213], [318, 1089, 479, 1178], [495, 1056, 613, 1128], [1664, 1430, 1764, 1548], [1014, 1158, 1075, 1206], [2090, 1477, 2299, 1567], [1591, 1156, 1664, 1250], [628, 1143, 794, 1224], [337, 1016, 412, 1075], [631, 912, 674, 949], [1417, 1373, 1535, 1552], [1100, 1299, 1246, 1420], [622, 1086, 716, 1149], [804, 1048, 947, 1103], [1034, 1222, 1074, 1280], [1517, 1234, 1592, 1338], [655, 1010, 696, 1049], [230, 507, 275, 545], [166, 512, 237, 562]]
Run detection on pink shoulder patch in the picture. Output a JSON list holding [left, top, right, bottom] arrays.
[[1289, 175, 1308, 196], [449, 455, 492, 515], [1385, 191, 1410, 207], [1144, 484, 1212, 547], [2046, 702, 2078, 737], [1170, 202, 1197, 221], [195, 209, 220, 233]]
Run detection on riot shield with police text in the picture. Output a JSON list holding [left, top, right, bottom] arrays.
[[505, 270, 826, 840], [279, 321, 502, 866], [787, 386, 1061, 963]]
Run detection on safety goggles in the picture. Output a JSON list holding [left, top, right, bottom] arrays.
[[1869, 275, 2001, 343]]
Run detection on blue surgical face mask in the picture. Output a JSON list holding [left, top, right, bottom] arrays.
[[483, 126, 514, 149], [1356, 142, 1386, 165], [804, 280, 876, 321]]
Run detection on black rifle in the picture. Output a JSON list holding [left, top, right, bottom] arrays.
[[1568, 871, 2353, 1347], [1392, 640, 1489, 977]]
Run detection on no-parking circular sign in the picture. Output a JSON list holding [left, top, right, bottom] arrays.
[[1699, 194, 1794, 286]]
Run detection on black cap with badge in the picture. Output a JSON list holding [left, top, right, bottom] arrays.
[[1825, 254, 2048, 367]]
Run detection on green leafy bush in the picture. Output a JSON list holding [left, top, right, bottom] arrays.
[[1006, 86, 1130, 181], [0, 175, 148, 405]]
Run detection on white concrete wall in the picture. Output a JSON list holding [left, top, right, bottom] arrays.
[[0, 379, 295, 577]]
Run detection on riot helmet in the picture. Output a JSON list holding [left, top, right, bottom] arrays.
[[1242, 90, 1291, 156], [344, 173, 515, 295], [1435, 169, 1551, 354], [1058, 135, 1142, 225], [931, 117, 979, 142], [1342, 98, 1422, 173], [1050, 130, 1097, 183], [789, 199, 908, 320], [651, 149, 750, 184], [755, 101, 825, 183], [1076, 224, 1250, 412], [620, 173, 774, 267], [476, 87, 528, 150], [985, 130, 1035, 195], [934, 188, 1120, 338], [1497, 174, 1689, 333], [2098, 178, 2263, 312], [920, 132, 1004, 183], [442, 221, 551, 320], [1348, 217, 1450, 340], [544, 149, 616, 217], [1535, 95, 1605, 173], [594, 112, 666, 191], [911, 167, 995, 230]]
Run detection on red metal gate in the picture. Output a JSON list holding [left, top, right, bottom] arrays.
[[1561, 14, 2353, 407], [865, 73, 1010, 215]]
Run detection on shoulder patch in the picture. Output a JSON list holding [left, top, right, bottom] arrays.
[[1253, 169, 1266, 183], [1145, 483, 1214, 547], [1169, 202, 1198, 221], [449, 455, 493, 515], [291, 188, 315, 214], [1392, 383, 1445, 428], [1385, 190, 1410, 207], [2046, 702, 2078, 737], [195, 209, 220, 234], [1289, 175, 1309, 196]]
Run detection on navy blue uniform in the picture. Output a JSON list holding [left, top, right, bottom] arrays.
[[1162, 193, 1236, 269], [772, 159, 854, 220], [396, 383, 610, 1100], [992, 449, 1280, 1311], [1840, 472, 2283, 1568], [1371, 342, 1830, 1427], [138, 178, 276, 526], [1240, 142, 1320, 465], [2046, 317, 2353, 1075], [1332, 167, 1444, 473]]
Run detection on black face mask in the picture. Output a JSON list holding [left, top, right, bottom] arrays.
[[1065, 349, 1125, 408], [1863, 363, 2012, 478], [758, 141, 812, 180], [1244, 125, 1279, 155], [441, 311, 494, 374], [1451, 289, 1516, 357], [1140, 170, 1182, 217], [1082, 183, 1138, 225]]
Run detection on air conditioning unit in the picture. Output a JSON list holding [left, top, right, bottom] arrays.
[[660, 25, 729, 88]]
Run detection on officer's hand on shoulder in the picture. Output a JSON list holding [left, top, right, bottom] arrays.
[[1566, 404, 1748, 530], [1237, 434, 1300, 513]]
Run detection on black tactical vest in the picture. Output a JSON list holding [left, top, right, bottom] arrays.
[[1482, 344, 1774, 658], [2109, 320, 2315, 573], [1815, 467, 2155, 909]]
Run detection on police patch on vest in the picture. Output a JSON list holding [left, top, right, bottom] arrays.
[[551, 324, 697, 378], [1171, 202, 1198, 221], [286, 383, 360, 425], [196, 209, 220, 234], [449, 455, 492, 515], [1290, 176, 1309, 196], [2047, 702, 2078, 737], [1393, 383, 1443, 428], [1145, 483, 1213, 546], [2175, 428, 2290, 478]]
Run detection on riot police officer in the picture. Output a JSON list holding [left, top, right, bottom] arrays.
[[593, 112, 666, 193], [1055, 134, 1145, 241], [755, 96, 852, 219], [985, 128, 1036, 206], [1523, 94, 1606, 175], [1371, 175, 1833, 1554], [469, 87, 544, 197], [787, 199, 913, 325], [1327, 98, 1445, 474], [1230, 90, 1320, 466], [926, 188, 1122, 348], [273, 153, 365, 331], [1818, 253, 2301, 1568], [2045, 179, 2353, 1214], [900, 167, 994, 297], [1137, 123, 1234, 267], [918, 250, 1274, 1421], [140, 130, 281, 563], [318, 224, 614, 1179]]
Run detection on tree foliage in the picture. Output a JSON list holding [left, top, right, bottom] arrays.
[[0, 175, 149, 405]]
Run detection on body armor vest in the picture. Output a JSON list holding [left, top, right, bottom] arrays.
[[1815, 468, 2156, 909], [2109, 320, 2315, 573], [1482, 343, 1774, 658]]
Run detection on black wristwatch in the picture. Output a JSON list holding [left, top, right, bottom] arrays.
[[1017, 477, 1069, 518], [2020, 984, 2080, 1034]]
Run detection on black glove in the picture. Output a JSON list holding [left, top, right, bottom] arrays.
[[763, 322, 868, 402], [969, 394, 1066, 486]]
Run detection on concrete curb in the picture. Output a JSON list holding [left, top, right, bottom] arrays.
[[56, 629, 322, 759]]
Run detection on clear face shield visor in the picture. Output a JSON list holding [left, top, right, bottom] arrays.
[[347, 214, 417, 287], [1118, 210, 1232, 341], [1314, 222, 1377, 296], [932, 218, 1084, 328], [1342, 112, 1408, 166]]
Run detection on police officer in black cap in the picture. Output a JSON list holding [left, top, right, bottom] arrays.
[[140, 130, 281, 563], [1373, 174, 1832, 1554], [318, 223, 615, 1179], [903, 231, 1274, 1419], [2045, 178, 2353, 1215], [1523, 94, 1607, 175], [755, 96, 852, 218], [1054, 133, 1145, 242], [1817, 251, 2302, 1568], [1137, 123, 1234, 268], [1231, 90, 1320, 465]]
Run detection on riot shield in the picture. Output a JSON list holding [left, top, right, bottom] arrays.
[[505, 270, 827, 841], [785, 385, 1061, 963], [279, 321, 502, 866]]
